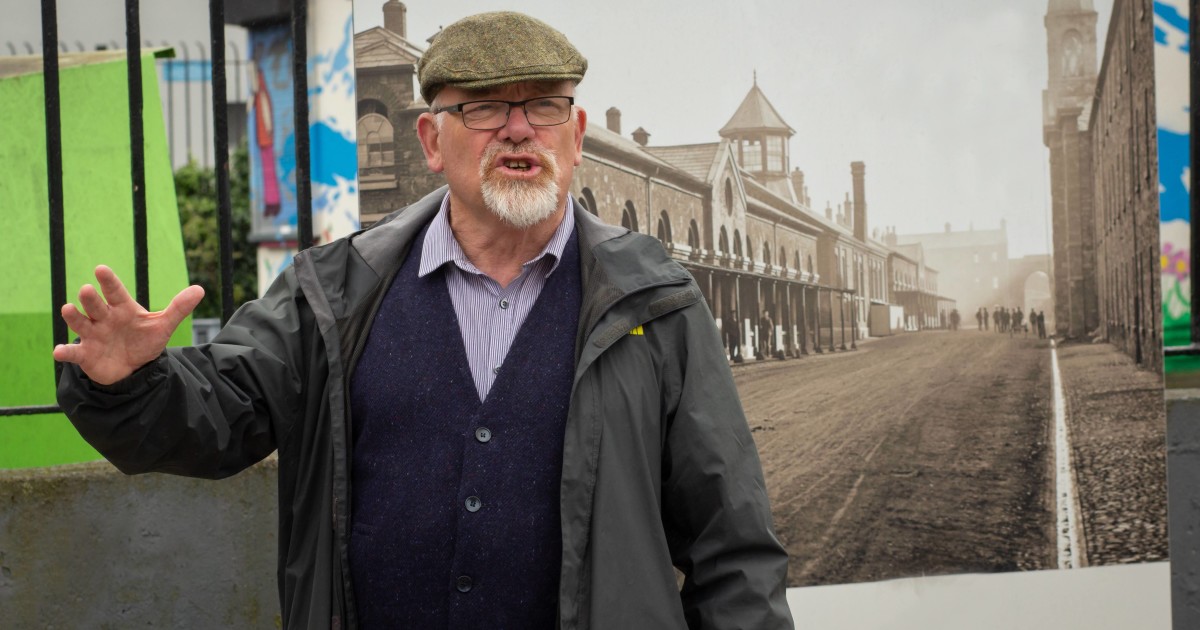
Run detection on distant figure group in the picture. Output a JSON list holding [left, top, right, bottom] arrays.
[[977, 306, 1047, 338]]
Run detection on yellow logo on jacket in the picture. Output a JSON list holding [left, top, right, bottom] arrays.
[[629, 325, 645, 336]]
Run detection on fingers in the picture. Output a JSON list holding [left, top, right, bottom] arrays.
[[60, 302, 94, 336], [94, 265, 135, 307], [161, 285, 206, 330], [77, 284, 108, 320], [52, 342, 84, 365]]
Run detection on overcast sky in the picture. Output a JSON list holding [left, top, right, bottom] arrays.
[[357, 0, 1114, 258], [0, 0, 1113, 259]]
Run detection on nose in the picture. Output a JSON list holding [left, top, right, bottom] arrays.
[[496, 103, 536, 144]]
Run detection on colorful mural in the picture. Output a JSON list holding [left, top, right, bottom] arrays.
[[1158, 0, 1194, 375], [308, 0, 361, 246], [247, 0, 359, 289], [248, 24, 297, 240]]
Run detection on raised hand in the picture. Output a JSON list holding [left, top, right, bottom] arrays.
[[52, 265, 205, 386]]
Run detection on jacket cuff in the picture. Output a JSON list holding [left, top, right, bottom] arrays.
[[85, 354, 169, 395]]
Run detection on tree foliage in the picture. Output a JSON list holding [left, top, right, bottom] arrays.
[[175, 142, 257, 320]]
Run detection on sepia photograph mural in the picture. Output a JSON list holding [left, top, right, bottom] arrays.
[[349, 0, 1170, 587]]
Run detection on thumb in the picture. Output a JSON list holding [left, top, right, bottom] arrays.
[[161, 285, 206, 329]]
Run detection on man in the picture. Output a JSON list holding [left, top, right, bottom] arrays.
[[53, 11, 793, 630], [724, 308, 742, 362]]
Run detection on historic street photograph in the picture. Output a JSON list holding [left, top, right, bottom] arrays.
[[349, 0, 1170, 586]]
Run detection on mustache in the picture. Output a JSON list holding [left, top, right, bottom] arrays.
[[480, 141, 559, 181]]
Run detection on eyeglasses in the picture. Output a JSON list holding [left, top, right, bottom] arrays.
[[431, 96, 575, 131]]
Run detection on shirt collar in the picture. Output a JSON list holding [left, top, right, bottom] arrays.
[[419, 192, 576, 279]]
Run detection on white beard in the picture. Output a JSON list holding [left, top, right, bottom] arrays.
[[479, 142, 561, 229]]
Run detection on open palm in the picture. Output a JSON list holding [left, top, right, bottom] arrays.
[[52, 265, 205, 386]]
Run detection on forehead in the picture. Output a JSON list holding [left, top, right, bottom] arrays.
[[439, 80, 577, 103]]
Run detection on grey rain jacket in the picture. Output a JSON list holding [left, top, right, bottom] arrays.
[[59, 185, 794, 630]]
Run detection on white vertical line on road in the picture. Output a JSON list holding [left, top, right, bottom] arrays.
[[1051, 340, 1083, 569]]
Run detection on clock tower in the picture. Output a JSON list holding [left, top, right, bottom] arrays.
[[1042, 0, 1099, 339]]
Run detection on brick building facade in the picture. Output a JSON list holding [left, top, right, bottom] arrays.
[[1089, 0, 1161, 372], [1043, 0, 1162, 372]]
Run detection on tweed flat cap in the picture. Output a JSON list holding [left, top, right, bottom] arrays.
[[418, 11, 587, 105]]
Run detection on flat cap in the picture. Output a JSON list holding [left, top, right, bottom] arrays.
[[417, 11, 587, 105]]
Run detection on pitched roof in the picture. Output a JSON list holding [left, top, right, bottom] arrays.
[[644, 143, 720, 181], [583, 125, 699, 183], [354, 26, 424, 69], [719, 82, 794, 137]]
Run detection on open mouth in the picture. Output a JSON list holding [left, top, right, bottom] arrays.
[[482, 142, 557, 182]]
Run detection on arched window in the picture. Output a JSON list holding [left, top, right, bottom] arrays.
[[687, 220, 700, 250], [779, 247, 787, 271], [745, 237, 754, 264], [580, 187, 599, 216], [656, 211, 672, 245], [807, 254, 814, 274], [724, 178, 734, 215], [719, 226, 730, 255], [621, 201, 639, 232], [733, 230, 743, 257], [356, 100, 394, 169], [762, 242, 771, 266], [795, 252, 802, 272]]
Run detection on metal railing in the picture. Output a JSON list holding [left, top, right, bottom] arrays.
[[0, 0, 315, 418], [2, 42, 250, 170]]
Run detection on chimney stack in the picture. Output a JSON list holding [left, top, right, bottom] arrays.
[[383, 1, 407, 38], [825, 202, 833, 220], [850, 161, 867, 242], [632, 126, 650, 147], [606, 107, 621, 135], [791, 168, 806, 206]]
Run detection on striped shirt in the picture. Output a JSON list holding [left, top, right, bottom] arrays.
[[418, 193, 576, 401]]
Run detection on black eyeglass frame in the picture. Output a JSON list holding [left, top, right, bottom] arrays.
[[430, 96, 576, 130]]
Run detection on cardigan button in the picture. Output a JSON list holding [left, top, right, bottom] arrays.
[[465, 496, 482, 512], [475, 427, 492, 443], [456, 575, 473, 593]]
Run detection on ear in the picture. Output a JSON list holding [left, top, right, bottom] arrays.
[[571, 107, 587, 166], [415, 112, 445, 173]]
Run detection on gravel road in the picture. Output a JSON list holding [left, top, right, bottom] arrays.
[[732, 330, 1164, 587]]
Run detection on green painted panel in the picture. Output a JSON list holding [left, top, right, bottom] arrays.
[[0, 55, 191, 468]]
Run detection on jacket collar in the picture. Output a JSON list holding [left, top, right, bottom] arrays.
[[350, 185, 689, 300], [342, 186, 693, 361]]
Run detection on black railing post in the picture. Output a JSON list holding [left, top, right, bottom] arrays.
[[210, 0, 234, 324], [42, 0, 67, 384], [125, 0, 148, 309], [292, 0, 313, 251]]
